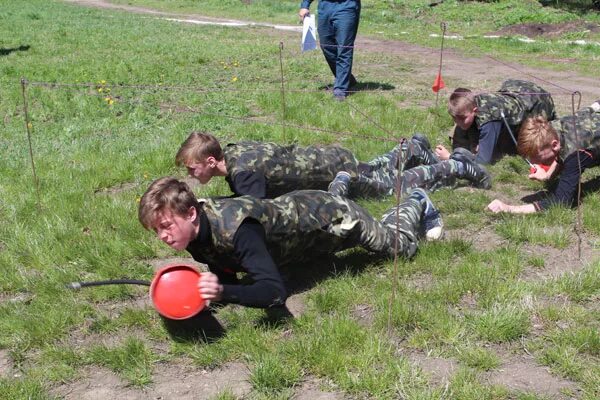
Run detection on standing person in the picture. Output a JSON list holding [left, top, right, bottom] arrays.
[[436, 79, 556, 164], [299, 0, 360, 101], [488, 100, 600, 214], [139, 177, 443, 309]]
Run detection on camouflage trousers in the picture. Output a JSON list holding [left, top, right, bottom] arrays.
[[326, 193, 424, 259], [331, 142, 458, 198], [342, 139, 443, 198]]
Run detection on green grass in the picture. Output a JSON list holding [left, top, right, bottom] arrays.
[[0, 0, 599, 398]]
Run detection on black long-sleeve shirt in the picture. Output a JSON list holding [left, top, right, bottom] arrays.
[[225, 170, 268, 198], [186, 212, 287, 308], [534, 148, 599, 211]]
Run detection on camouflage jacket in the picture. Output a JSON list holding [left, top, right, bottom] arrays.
[[476, 79, 556, 127], [553, 107, 600, 159], [223, 142, 359, 198], [199, 190, 355, 267]]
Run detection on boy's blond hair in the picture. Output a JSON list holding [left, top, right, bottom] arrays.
[[138, 177, 198, 230], [448, 88, 476, 117], [175, 132, 224, 167], [517, 116, 559, 159]]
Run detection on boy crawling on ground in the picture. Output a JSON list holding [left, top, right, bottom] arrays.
[[488, 100, 600, 214], [176, 131, 491, 200], [139, 177, 443, 309], [436, 79, 556, 165]]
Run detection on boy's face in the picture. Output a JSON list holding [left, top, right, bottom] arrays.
[[185, 157, 216, 184], [531, 140, 560, 166], [452, 107, 477, 131], [152, 208, 198, 251]]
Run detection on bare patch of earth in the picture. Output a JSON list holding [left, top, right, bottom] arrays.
[[50, 361, 251, 400], [352, 303, 375, 327], [66, 0, 600, 111], [484, 355, 578, 399], [0, 350, 14, 378], [520, 235, 600, 281], [293, 378, 346, 400], [286, 291, 307, 318], [408, 351, 458, 385], [446, 225, 507, 252], [492, 21, 600, 39]]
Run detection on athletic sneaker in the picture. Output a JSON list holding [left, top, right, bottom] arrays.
[[409, 188, 444, 241]]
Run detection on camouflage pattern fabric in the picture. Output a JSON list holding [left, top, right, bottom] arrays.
[[476, 79, 555, 127], [395, 160, 460, 196], [224, 142, 360, 198], [554, 106, 600, 159], [199, 190, 424, 266]]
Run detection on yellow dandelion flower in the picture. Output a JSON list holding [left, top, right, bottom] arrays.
[[100, 80, 106, 85], [108, 99, 114, 105], [143, 173, 149, 179], [231, 76, 238, 82], [136, 197, 141, 203], [98, 88, 103, 93], [27, 122, 32, 129]]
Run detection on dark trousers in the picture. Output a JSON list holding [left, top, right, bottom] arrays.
[[317, 0, 360, 95]]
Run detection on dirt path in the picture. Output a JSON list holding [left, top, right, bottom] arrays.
[[66, 0, 600, 113]]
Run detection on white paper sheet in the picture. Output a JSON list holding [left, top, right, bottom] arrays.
[[301, 15, 317, 52]]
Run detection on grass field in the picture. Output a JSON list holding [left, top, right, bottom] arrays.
[[0, 0, 599, 399]]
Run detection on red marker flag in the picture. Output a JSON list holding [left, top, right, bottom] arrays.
[[432, 73, 445, 93]]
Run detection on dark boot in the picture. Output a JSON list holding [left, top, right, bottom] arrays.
[[450, 148, 492, 189], [408, 133, 439, 167]]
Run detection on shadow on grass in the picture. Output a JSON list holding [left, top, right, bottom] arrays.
[[161, 310, 226, 343], [0, 45, 30, 56], [317, 81, 396, 94], [161, 250, 384, 341]]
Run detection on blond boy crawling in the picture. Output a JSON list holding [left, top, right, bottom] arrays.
[[488, 100, 600, 214], [139, 177, 442, 309]]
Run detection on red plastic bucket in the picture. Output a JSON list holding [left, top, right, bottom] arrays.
[[150, 264, 205, 320]]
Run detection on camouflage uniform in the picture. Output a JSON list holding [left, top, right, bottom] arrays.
[[476, 79, 556, 128], [551, 106, 600, 159], [198, 190, 424, 263], [224, 141, 432, 199]]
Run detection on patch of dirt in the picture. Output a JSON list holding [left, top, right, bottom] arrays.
[[51, 361, 251, 399], [285, 292, 307, 318], [446, 226, 507, 252], [520, 236, 600, 282], [492, 21, 600, 39], [150, 361, 251, 399], [351, 303, 375, 327], [0, 350, 14, 378], [484, 355, 578, 398], [293, 377, 346, 400], [408, 351, 458, 385]]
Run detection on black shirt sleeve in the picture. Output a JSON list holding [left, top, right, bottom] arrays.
[[228, 171, 267, 198], [535, 149, 599, 211], [219, 219, 287, 308], [475, 121, 503, 164]]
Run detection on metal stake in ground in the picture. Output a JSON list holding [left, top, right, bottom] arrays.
[[21, 78, 42, 209], [499, 111, 536, 171], [279, 41, 287, 142]]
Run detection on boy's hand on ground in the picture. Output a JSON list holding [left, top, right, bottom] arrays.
[[299, 8, 309, 21], [435, 144, 451, 160], [198, 272, 223, 302], [487, 199, 509, 213]]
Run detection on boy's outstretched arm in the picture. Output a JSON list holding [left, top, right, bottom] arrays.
[[487, 199, 536, 214]]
